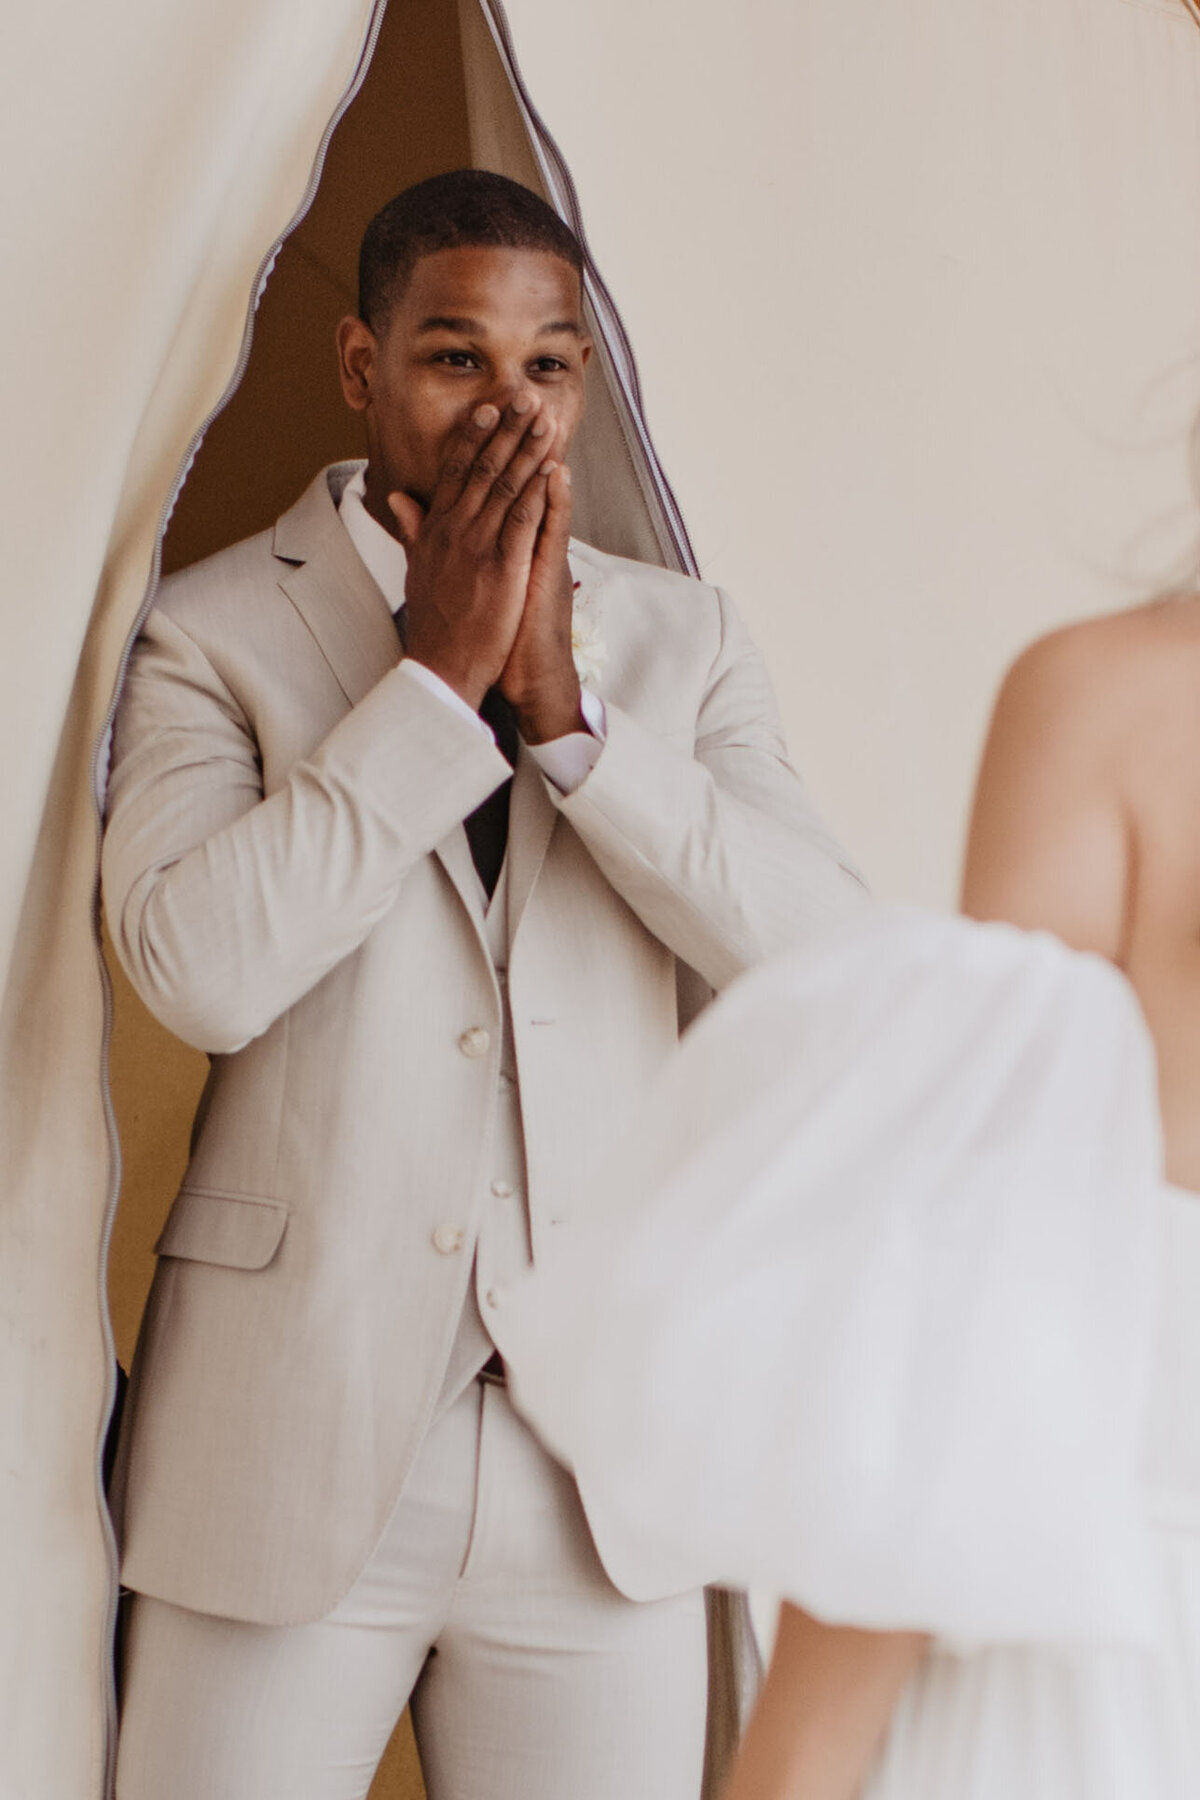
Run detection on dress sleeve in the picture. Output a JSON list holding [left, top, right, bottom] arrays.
[[505, 908, 1163, 1649]]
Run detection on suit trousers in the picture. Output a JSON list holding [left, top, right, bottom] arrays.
[[115, 1377, 710, 1800]]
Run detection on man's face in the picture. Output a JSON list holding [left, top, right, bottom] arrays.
[[338, 245, 591, 516]]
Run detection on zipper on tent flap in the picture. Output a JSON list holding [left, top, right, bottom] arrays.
[[89, 4, 390, 1791], [476, 0, 701, 580]]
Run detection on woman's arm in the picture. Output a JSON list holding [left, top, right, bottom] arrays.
[[722, 1605, 926, 1800]]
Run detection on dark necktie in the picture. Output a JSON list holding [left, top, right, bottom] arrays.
[[465, 686, 519, 899], [393, 609, 516, 900]]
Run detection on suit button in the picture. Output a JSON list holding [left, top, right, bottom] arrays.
[[490, 1179, 515, 1199], [432, 1225, 465, 1255], [458, 1027, 490, 1059], [485, 1287, 500, 1309]]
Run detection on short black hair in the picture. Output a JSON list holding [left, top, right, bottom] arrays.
[[358, 169, 585, 332]]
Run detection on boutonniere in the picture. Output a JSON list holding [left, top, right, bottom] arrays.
[[571, 577, 608, 689]]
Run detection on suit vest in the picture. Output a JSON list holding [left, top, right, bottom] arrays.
[[434, 851, 532, 1414]]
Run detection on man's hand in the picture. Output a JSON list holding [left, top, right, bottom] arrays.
[[499, 458, 584, 744], [388, 394, 558, 711]]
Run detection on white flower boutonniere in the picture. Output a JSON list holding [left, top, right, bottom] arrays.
[[571, 578, 607, 689]]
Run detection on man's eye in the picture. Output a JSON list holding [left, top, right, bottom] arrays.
[[434, 351, 479, 369], [531, 358, 569, 375]]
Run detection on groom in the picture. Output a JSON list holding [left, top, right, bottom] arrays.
[[104, 169, 865, 1800]]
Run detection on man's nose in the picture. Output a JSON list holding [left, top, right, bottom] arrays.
[[482, 376, 537, 414]]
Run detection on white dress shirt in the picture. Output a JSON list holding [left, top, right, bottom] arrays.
[[338, 470, 604, 794]]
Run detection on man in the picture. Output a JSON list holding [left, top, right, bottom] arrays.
[[105, 169, 865, 1800]]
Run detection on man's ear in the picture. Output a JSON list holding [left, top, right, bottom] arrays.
[[336, 315, 377, 413], [580, 333, 594, 371]]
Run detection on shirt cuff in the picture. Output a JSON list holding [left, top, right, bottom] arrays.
[[399, 659, 494, 743], [526, 690, 608, 795]]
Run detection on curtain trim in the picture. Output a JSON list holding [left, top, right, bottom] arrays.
[[473, 0, 701, 578]]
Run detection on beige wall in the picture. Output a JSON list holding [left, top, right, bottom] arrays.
[[502, 0, 1200, 905]]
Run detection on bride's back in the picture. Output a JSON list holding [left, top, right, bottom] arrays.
[[963, 595, 1200, 1189]]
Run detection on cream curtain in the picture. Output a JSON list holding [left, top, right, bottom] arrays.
[[500, 0, 1200, 904], [0, 4, 378, 1792]]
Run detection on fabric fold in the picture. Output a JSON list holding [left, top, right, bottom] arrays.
[[507, 908, 1164, 1646]]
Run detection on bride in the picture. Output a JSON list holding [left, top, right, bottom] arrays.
[[504, 596, 1200, 1798]]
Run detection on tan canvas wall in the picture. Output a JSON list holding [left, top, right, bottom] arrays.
[[500, 0, 1200, 905]]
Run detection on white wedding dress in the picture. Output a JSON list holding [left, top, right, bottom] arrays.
[[504, 909, 1200, 1797]]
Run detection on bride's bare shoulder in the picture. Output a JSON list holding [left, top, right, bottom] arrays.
[[994, 596, 1200, 743], [964, 598, 1200, 945]]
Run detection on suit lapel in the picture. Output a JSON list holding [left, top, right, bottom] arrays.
[[432, 748, 558, 957], [506, 744, 559, 950], [275, 466, 494, 936], [272, 466, 566, 950], [276, 509, 401, 710], [435, 826, 489, 937]]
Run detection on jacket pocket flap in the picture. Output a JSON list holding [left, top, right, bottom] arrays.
[[155, 1189, 288, 1271]]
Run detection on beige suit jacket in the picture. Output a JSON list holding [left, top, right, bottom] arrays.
[[102, 463, 865, 1625]]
